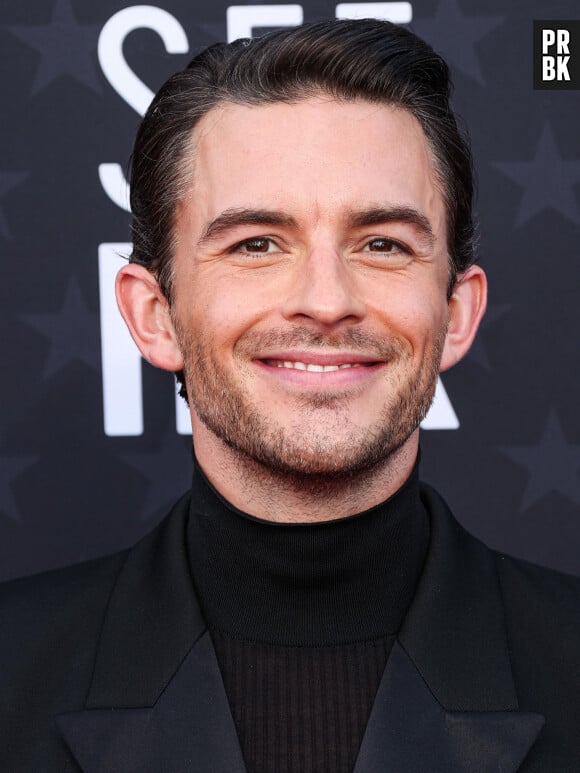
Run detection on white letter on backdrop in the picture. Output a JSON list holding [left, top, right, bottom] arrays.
[[97, 6, 189, 211]]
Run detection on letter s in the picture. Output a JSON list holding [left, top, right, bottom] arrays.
[[97, 6, 189, 211]]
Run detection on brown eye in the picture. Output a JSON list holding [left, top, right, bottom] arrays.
[[365, 238, 400, 252], [240, 238, 274, 253]]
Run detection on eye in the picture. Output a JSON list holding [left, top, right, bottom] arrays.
[[363, 237, 409, 255], [232, 237, 279, 255]]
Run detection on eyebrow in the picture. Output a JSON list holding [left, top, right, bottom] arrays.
[[197, 205, 435, 250], [198, 209, 297, 246], [347, 206, 435, 250]]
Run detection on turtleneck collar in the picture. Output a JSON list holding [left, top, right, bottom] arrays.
[[186, 457, 429, 647]]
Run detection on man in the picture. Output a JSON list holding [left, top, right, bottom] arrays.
[[1, 18, 579, 772]]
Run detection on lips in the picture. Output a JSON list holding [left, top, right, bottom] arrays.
[[257, 349, 380, 365], [253, 352, 384, 387], [262, 360, 371, 372]]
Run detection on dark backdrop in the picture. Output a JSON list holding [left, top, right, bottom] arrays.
[[1, 0, 579, 581]]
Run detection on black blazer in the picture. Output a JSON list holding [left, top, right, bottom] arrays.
[[1, 485, 580, 772]]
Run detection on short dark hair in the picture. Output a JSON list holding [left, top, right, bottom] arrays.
[[130, 18, 477, 304]]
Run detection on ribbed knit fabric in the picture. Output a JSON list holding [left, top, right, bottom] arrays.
[[187, 458, 429, 773], [210, 632, 394, 773]]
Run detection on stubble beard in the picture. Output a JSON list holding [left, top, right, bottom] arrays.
[[175, 324, 445, 483]]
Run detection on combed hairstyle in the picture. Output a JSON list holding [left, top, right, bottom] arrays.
[[129, 18, 477, 301]]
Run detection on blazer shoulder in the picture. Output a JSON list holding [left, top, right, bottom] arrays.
[[0, 487, 194, 623], [420, 483, 580, 760], [494, 549, 580, 667], [421, 480, 580, 610], [495, 550, 580, 612], [0, 550, 131, 767], [494, 551, 580, 763], [0, 550, 129, 669], [0, 549, 127, 614], [0, 492, 193, 769]]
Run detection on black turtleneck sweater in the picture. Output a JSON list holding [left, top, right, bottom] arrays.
[[187, 462, 429, 773]]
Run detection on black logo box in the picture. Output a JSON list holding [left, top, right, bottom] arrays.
[[533, 20, 580, 89]]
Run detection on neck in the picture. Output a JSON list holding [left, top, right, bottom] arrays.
[[191, 423, 419, 523], [187, 454, 427, 645]]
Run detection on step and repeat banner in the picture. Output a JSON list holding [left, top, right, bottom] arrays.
[[1, 0, 579, 580]]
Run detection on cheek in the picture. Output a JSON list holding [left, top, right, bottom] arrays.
[[179, 274, 272, 357], [368, 284, 448, 353]]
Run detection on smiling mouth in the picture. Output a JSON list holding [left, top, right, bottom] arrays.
[[262, 360, 373, 372]]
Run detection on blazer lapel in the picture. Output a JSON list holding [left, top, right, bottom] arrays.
[[56, 493, 246, 773], [354, 484, 544, 773], [353, 642, 543, 773], [57, 631, 246, 773], [57, 483, 545, 772]]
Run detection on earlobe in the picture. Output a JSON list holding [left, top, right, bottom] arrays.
[[115, 263, 184, 372], [440, 265, 487, 372]]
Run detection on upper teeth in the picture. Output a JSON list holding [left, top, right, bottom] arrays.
[[278, 361, 360, 372]]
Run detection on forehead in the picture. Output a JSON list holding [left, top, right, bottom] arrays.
[[185, 97, 446, 237]]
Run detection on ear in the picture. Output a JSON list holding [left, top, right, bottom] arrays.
[[440, 265, 487, 372], [115, 263, 184, 372]]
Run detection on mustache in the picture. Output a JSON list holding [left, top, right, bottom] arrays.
[[236, 327, 406, 360]]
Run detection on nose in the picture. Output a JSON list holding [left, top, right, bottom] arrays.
[[281, 246, 366, 328]]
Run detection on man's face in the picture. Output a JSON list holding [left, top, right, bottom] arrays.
[[169, 98, 452, 478]]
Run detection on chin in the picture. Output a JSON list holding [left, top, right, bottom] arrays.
[[219, 424, 411, 481]]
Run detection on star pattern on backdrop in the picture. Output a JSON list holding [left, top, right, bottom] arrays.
[[23, 277, 100, 379], [0, 2, 578, 579], [412, 0, 503, 85], [468, 303, 510, 370], [499, 410, 580, 512], [493, 123, 580, 228], [0, 455, 37, 521], [0, 170, 29, 239], [122, 432, 193, 521], [8, 0, 102, 95]]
